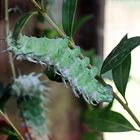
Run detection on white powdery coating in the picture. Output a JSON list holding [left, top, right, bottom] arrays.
[[7, 34, 113, 104], [11, 73, 49, 140], [11, 72, 48, 97]]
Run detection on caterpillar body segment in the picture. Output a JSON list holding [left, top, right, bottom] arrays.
[[7, 33, 113, 104]]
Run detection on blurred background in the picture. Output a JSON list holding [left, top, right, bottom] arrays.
[[0, 0, 140, 139]]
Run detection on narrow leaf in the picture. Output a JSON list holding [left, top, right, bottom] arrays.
[[112, 54, 131, 97], [82, 133, 98, 140], [73, 15, 93, 34], [83, 109, 135, 132], [105, 98, 114, 111], [40, 0, 47, 11], [62, 0, 78, 37], [101, 34, 140, 74], [12, 12, 38, 40]]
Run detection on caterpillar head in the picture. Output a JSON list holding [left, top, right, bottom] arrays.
[[7, 33, 32, 56], [7, 32, 19, 54], [11, 73, 47, 97], [92, 84, 113, 104]]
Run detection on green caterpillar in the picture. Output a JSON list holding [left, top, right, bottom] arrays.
[[11, 73, 49, 140], [8, 33, 113, 104]]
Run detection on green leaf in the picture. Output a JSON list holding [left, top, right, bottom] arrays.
[[83, 109, 135, 132], [101, 34, 140, 74], [82, 132, 98, 140], [38, 0, 47, 11], [105, 98, 114, 111], [81, 49, 95, 63], [73, 15, 93, 34], [62, 0, 78, 37], [112, 54, 131, 97], [43, 28, 59, 38], [12, 12, 38, 40]]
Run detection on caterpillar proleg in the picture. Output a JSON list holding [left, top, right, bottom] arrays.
[[8, 33, 113, 104]]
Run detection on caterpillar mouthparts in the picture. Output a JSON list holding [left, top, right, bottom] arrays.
[[7, 33, 113, 105]]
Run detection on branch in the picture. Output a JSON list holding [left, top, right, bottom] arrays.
[[113, 92, 140, 128], [0, 110, 25, 140], [4, 0, 16, 79]]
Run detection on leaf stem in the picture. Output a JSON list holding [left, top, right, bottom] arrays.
[[0, 110, 25, 140], [97, 75, 140, 129], [4, 0, 16, 79], [30, 0, 42, 10], [30, 0, 67, 38], [41, 12, 66, 38], [113, 92, 140, 128]]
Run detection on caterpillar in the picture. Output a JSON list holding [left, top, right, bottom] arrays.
[[7, 33, 113, 104], [11, 73, 49, 140]]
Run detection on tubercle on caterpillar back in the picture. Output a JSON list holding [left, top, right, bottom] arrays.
[[7, 33, 113, 104]]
